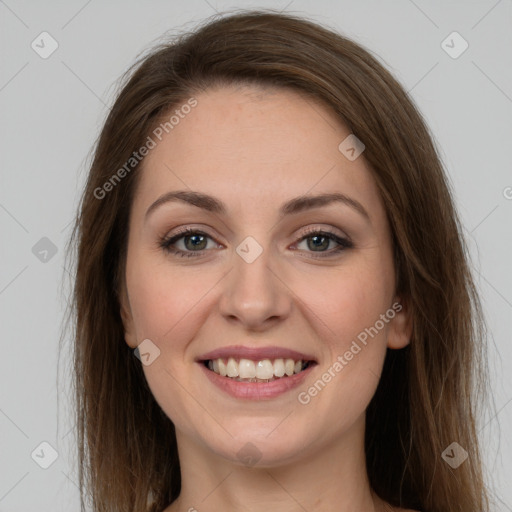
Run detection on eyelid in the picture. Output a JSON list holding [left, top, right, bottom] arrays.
[[295, 225, 351, 242], [160, 224, 353, 259], [163, 225, 225, 245], [161, 224, 349, 245], [160, 226, 224, 253], [290, 227, 353, 257]]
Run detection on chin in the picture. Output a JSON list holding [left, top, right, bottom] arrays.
[[199, 419, 315, 468]]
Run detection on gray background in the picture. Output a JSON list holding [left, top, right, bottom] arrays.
[[0, 0, 511, 510]]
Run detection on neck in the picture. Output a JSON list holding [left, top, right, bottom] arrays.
[[166, 414, 387, 512]]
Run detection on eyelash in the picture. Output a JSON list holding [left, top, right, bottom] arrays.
[[159, 227, 353, 259]]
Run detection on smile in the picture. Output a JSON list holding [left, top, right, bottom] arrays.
[[204, 357, 313, 382], [196, 346, 318, 399]]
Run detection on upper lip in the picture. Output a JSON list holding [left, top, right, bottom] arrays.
[[197, 345, 317, 362]]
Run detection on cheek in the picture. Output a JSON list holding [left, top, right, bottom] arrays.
[[127, 268, 181, 341], [125, 257, 214, 427], [125, 254, 223, 346], [292, 259, 393, 352], [291, 269, 392, 423]]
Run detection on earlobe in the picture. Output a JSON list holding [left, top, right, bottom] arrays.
[[387, 298, 413, 350]]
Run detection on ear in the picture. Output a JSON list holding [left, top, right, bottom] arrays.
[[119, 283, 138, 349], [386, 297, 413, 350]]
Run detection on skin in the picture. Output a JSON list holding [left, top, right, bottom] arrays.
[[120, 84, 416, 512]]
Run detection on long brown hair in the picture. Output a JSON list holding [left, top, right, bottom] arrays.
[[65, 9, 491, 512]]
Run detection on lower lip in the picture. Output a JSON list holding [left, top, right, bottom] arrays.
[[198, 362, 316, 400]]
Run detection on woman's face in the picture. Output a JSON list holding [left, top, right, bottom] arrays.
[[120, 84, 411, 466]]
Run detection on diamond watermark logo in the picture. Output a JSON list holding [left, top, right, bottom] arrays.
[[31, 441, 59, 469], [32, 237, 58, 263], [441, 441, 468, 468], [236, 236, 263, 263], [31, 31, 59, 59], [338, 134, 365, 161], [236, 442, 262, 467], [134, 339, 161, 366], [441, 31, 468, 59]]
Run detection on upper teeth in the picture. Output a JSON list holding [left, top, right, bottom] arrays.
[[207, 358, 306, 379]]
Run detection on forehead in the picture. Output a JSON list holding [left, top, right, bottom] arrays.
[[132, 84, 384, 221]]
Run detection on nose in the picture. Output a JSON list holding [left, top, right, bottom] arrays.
[[218, 244, 292, 331]]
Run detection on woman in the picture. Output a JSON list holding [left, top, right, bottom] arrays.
[[68, 9, 491, 512]]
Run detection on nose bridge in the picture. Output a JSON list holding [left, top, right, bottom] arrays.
[[219, 235, 291, 328]]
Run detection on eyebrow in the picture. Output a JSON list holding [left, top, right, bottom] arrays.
[[145, 190, 370, 222]]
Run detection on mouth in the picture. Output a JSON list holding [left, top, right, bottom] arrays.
[[201, 357, 316, 383], [196, 345, 318, 399]]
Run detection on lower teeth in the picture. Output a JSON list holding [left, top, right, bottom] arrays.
[[230, 376, 280, 383]]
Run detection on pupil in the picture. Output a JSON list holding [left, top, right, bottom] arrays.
[[185, 234, 206, 250], [308, 235, 328, 251]]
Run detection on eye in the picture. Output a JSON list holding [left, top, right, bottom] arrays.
[[159, 228, 221, 258], [159, 227, 353, 259], [293, 228, 353, 258]]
